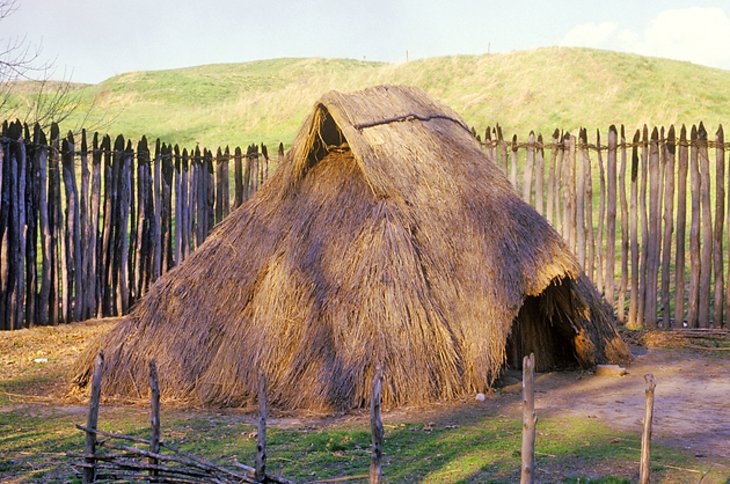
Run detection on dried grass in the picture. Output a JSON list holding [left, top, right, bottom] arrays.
[[73, 85, 628, 410]]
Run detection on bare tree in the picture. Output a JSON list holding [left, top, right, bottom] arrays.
[[0, 0, 90, 129]]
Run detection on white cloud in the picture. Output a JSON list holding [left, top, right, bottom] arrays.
[[560, 7, 730, 70]]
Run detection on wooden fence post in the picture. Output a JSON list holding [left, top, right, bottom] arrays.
[[661, 127, 676, 326], [520, 353, 536, 484], [698, 123, 712, 327], [62, 132, 82, 322], [370, 365, 384, 484], [675, 126, 689, 326], [256, 372, 267, 483], [714, 126, 725, 327], [83, 351, 104, 484], [618, 126, 629, 323], [606, 126, 617, 309], [645, 128, 661, 326], [149, 359, 161, 481], [638, 126, 649, 328], [628, 130, 640, 328], [535, 134, 544, 215], [596, 129, 606, 294], [688, 125, 701, 327], [523, 132, 535, 205], [639, 374, 656, 484]]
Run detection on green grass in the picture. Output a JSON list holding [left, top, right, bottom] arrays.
[[0, 404, 724, 482], [6, 48, 730, 150]]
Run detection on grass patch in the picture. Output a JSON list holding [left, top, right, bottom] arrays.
[[0, 404, 723, 482]]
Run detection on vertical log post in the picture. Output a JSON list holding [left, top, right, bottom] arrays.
[[618, 126, 629, 323], [661, 127, 676, 326], [688, 126, 701, 327], [256, 372, 267, 483], [35, 126, 51, 325], [628, 130, 640, 328], [520, 353, 536, 484], [596, 129, 606, 294], [606, 126, 618, 309], [675, 126, 689, 326], [698, 123, 712, 327], [638, 127, 649, 328], [523, 131, 535, 204], [370, 365, 384, 484], [510, 135, 518, 189], [639, 374, 657, 484], [83, 351, 104, 484], [535, 134, 544, 215], [714, 126, 725, 327], [149, 359, 161, 481], [645, 128, 661, 326], [546, 130, 558, 225]]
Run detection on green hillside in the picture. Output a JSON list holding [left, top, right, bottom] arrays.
[[5, 47, 730, 148]]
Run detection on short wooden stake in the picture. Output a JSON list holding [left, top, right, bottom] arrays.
[[521, 353, 536, 484], [149, 359, 161, 481], [640, 373, 657, 484], [370, 365, 384, 484], [83, 351, 104, 484], [255, 372, 267, 483]]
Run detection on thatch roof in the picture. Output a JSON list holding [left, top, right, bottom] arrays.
[[73, 85, 629, 410]]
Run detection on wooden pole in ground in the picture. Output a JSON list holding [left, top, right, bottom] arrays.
[[546, 130, 558, 226], [234, 146, 243, 208], [535, 134, 544, 215], [661, 127, 676, 326], [639, 373, 656, 484], [583, 130, 595, 281], [566, 134, 577, 253], [698, 123, 712, 327], [618, 126, 629, 323], [629, 131, 640, 328], [83, 351, 104, 484], [715, 126, 725, 327], [596, 129, 606, 294], [256, 372, 267, 483], [370, 365, 384, 484], [149, 359, 161, 481], [644, 128, 661, 326], [675, 126, 689, 326], [638, 126, 649, 328], [520, 353, 536, 484], [523, 132, 535, 205], [688, 125, 701, 327], [35, 126, 51, 325], [62, 132, 82, 322], [606, 126, 617, 309]]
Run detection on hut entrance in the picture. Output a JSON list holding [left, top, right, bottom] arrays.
[[505, 279, 581, 372]]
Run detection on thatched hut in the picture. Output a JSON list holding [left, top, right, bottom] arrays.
[[74, 85, 629, 410]]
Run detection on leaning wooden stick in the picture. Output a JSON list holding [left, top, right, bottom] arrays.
[[83, 351, 104, 484], [640, 373, 657, 484], [370, 365, 384, 484], [521, 353, 536, 484]]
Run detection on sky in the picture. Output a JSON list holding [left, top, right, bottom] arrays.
[[4, 0, 730, 84]]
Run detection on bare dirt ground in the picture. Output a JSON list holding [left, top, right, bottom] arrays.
[[1, 320, 729, 481]]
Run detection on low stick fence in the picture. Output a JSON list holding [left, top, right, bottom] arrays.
[[481, 122, 730, 329], [0, 120, 280, 330]]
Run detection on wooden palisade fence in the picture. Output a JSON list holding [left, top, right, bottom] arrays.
[[481, 122, 729, 329], [0, 120, 279, 330]]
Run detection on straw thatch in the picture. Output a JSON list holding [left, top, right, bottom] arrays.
[[73, 85, 629, 410]]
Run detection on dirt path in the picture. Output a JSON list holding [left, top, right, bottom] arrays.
[[496, 345, 730, 464]]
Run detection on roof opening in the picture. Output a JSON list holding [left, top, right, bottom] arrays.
[[306, 106, 348, 170]]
